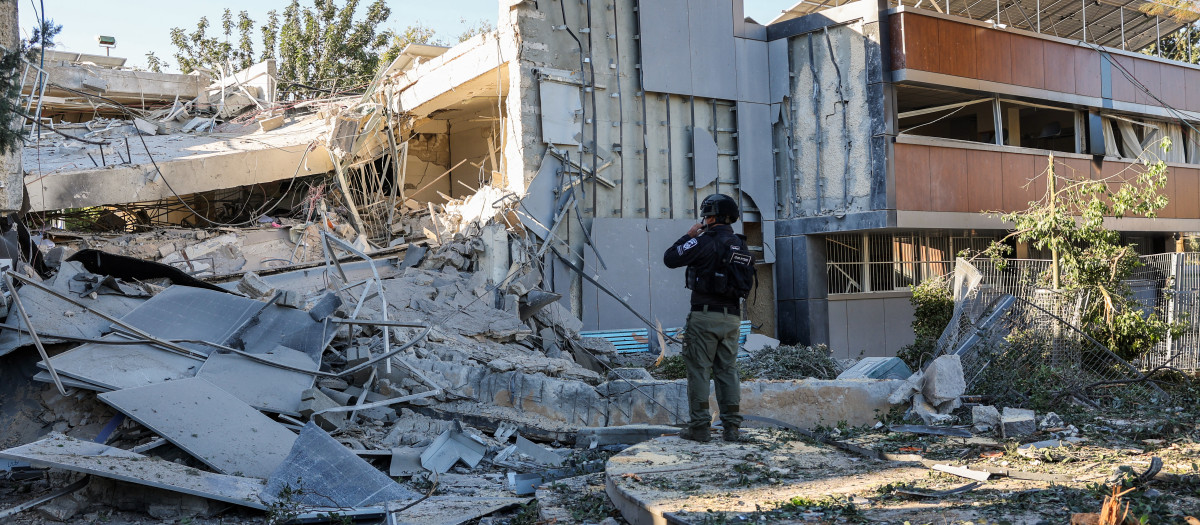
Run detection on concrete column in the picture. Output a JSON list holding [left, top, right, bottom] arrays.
[[775, 234, 829, 346], [0, 1, 23, 213]]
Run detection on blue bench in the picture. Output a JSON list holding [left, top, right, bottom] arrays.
[[580, 320, 751, 354]]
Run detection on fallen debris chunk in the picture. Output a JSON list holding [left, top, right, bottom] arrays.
[[889, 424, 972, 438], [932, 463, 991, 482], [1001, 407, 1037, 438], [98, 377, 297, 479], [922, 354, 965, 409], [972, 405, 1001, 433], [263, 422, 419, 508], [0, 434, 267, 509], [299, 387, 347, 430], [894, 481, 981, 499], [1039, 411, 1065, 430], [420, 421, 488, 474], [1017, 437, 1084, 459], [197, 347, 317, 416], [515, 435, 564, 466], [391, 496, 531, 525], [237, 271, 275, 299], [0, 477, 89, 520], [390, 447, 425, 477], [574, 424, 680, 448], [837, 357, 912, 380]]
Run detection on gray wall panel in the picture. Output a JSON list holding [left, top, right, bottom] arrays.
[[736, 102, 774, 220], [774, 235, 794, 300], [736, 40, 770, 105], [585, 218, 650, 330], [768, 38, 789, 105], [638, 0, 693, 96], [692, 129, 719, 189], [539, 80, 582, 145], [647, 219, 698, 329], [688, 0, 737, 100]]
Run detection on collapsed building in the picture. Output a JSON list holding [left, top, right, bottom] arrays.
[[2, 0, 1200, 522]]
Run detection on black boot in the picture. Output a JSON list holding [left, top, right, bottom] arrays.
[[679, 426, 711, 442], [722, 425, 741, 442]]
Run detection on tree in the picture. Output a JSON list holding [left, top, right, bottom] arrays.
[[23, 18, 62, 62], [145, 52, 167, 73], [172, 1, 404, 98], [984, 143, 1180, 360], [456, 18, 493, 43], [379, 23, 444, 66]]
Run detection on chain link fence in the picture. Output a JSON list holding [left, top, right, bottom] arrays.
[[935, 258, 1169, 408]]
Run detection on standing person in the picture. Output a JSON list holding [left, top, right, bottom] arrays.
[[663, 194, 755, 442]]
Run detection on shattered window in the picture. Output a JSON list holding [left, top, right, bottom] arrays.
[[826, 231, 1002, 294]]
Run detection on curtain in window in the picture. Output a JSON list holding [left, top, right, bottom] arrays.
[[1186, 125, 1200, 165], [1102, 117, 1121, 158], [1156, 122, 1185, 163], [1116, 119, 1142, 158]]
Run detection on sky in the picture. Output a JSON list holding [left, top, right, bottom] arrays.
[[19, 0, 801, 71]]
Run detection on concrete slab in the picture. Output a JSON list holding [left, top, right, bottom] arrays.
[[24, 117, 332, 212], [0, 434, 266, 510], [605, 431, 928, 525], [391, 496, 530, 525], [0, 261, 146, 357], [263, 422, 418, 507], [98, 377, 297, 478], [112, 285, 264, 356], [43, 334, 203, 390], [196, 347, 317, 416]]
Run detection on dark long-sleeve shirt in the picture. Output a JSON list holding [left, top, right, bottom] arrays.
[[663, 224, 738, 307]]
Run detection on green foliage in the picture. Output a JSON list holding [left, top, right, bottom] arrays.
[[984, 148, 1181, 361], [651, 354, 687, 380], [144, 52, 167, 73], [379, 23, 444, 68], [23, 18, 62, 62], [456, 17, 494, 43], [171, 0, 414, 98], [739, 344, 842, 380], [0, 49, 27, 156], [897, 274, 954, 370]]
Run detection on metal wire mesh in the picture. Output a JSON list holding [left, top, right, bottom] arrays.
[[936, 258, 1169, 408], [1134, 252, 1200, 371]]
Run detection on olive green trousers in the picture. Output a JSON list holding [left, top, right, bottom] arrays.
[[683, 309, 742, 431]]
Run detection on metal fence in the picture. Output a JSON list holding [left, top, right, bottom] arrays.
[[935, 258, 1168, 408], [1133, 253, 1200, 371]]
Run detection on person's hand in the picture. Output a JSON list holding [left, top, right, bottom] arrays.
[[687, 223, 705, 238]]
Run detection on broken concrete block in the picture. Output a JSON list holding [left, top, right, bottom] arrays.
[[911, 393, 954, 426], [838, 357, 912, 380], [607, 368, 654, 382], [257, 114, 285, 132], [887, 371, 924, 405], [307, 292, 343, 321], [574, 425, 680, 448], [921, 355, 965, 406], [742, 333, 779, 353], [133, 118, 158, 136], [299, 388, 346, 430], [534, 301, 582, 336], [236, 272, 275, 299], [37, 491, 88, 521], [1001, 407, 1036, 438], [972, 405, 1001, 432], [277, 290, 303, 309], [1039, 412, 1064, 430]]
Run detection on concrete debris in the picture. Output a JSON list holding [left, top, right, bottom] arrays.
[[931, 463, 991, 482], [1001, 407, 1038, 438], [236, 271, 275, 298], [421, 421, 489, 474], [922, 355, 966, 408], [742, 333, 780, 353], [838, 357, 913, 380], [1039, 412, 1065, 430], [972, 405, 1001, 433], [1016, 437, 1084, 459], [262, 422, 419, 508]]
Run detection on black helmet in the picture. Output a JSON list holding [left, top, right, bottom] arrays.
[[700, 194, 739, 224]]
